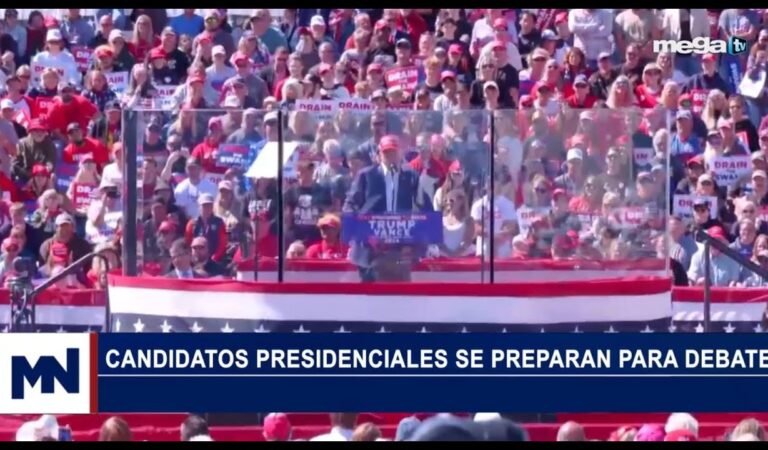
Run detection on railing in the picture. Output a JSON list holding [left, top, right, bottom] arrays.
[[697, 230, 768, 332], [8, 249, 119, 332]]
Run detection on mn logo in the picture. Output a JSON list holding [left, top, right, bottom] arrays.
[[728, 37, 747, 55], [11, 349, 80, 399]]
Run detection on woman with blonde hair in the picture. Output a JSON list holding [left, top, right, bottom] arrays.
[[128, 14, 159, 62], [435, 188, 475, 257], [281, 78, 304, 107], [124, 63, 157, 106], [29, 189, 63, 242], [606, 75, 638, 109], [168, 109, 205, 149], [214, 180, 243, 240], [700, 89, 728, 131], [656, 52, 686, 84], [67, 159, 101, 217]]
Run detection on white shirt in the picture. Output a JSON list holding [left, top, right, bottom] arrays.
[[470, 195, 517, 258], [85, 200, 123, 245], [479, 41, 523, 72], [310, 426, 354, 442], [381, 163, 399, 212], [173, 177, 217, 220], [30, 50, 81, 87]]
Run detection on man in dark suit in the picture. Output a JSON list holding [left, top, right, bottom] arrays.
[[344, 134, 419, 214], [344, 134, 419, 282], [165, 239, 207, 279]]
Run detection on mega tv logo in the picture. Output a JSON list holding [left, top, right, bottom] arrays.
[[653, 36, 747, 56], [0, 334, 92, 413], [11, 349, 80, 399]]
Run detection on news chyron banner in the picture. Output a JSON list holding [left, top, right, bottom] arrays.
[[5, 333, 768, 413]]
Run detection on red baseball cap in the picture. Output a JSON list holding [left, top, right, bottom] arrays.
[[448, 43, 463, 54], [374, 19, 389, 30], [32, 164, 50, 177], [158, 221, 177, 233], [555, 12, 568, 25], [148, 47, 166, 61], [27, 119, 47, 133], [367, 63, 383, 73], [233, 52, 250, 66], [702, 53, 717, 63], [449, 160, 462, 173], [552, 188, 567, 199], [297, 26, 312, 36], [707, 226, 727, 241], [380, 135, 400, 152], [263, 413, 291, 441]]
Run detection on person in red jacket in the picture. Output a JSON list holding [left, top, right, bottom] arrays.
[[45, 84, 98, 139], [565, 75, 596, 108], [305, 214, 348, 259], [395, 9, 427, 47], [61, 123, 110, 170], [191, 117, 227, 174]]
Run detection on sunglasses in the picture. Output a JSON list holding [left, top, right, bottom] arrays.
[[535, 187, 549, 193], [191, 245, 206, 250], [744, 209, 756, 214]]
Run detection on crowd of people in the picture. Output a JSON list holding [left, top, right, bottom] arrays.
[[12, 412, 766, 441], [0, 8, 765, 284]]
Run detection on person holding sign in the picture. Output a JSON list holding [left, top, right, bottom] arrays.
[[30, 29, 80, 88], [67, 160, 100, 218]]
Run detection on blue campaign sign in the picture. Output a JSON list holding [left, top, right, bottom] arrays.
[[215, 144, 251, 171], [340, 212, 443, 245], [96, 333, 768, 413]]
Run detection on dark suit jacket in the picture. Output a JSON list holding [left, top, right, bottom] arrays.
[[343, 164, 419, 214]]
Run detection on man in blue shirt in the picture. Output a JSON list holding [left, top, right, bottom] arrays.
[[170, 9, 205, 39]]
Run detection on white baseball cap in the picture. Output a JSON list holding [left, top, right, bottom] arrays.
[[566, 148, 583, 161], [212, 45, 226, 56], [46, 29, 63, 42], [0, 99, 14, 110], [310, 15, 325, 27]]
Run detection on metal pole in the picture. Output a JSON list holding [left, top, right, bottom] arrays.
[[703, 241, 712, 333], [122, 109, 138, 276], [488, 112, 496, 284], [276, 109, 286, 283]]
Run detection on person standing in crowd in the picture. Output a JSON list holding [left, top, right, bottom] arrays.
[[165, 239, 205, 279]]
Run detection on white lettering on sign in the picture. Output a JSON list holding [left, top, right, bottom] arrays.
[[368, 217, 417, 244]]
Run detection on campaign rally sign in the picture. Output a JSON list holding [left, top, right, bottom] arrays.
[[710, 156, 751, 187], [30, 63, 64, 87], [71, 182, 98, 213], [516, 206, 550, 235], [55, 162, 80, 192], [384, 66, 419, 93], [672, 194, 718, 220], [296, 99, 374, 120], [72, 46, 94, 72], [106, 71, 129, 95], [341, 212, 443, 245], [633, 147, 654, 169], [215, 144, 251, 171], [689, 88, 709, 115], [615, 207, 648, 229], [154, 85, 178, 110]]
